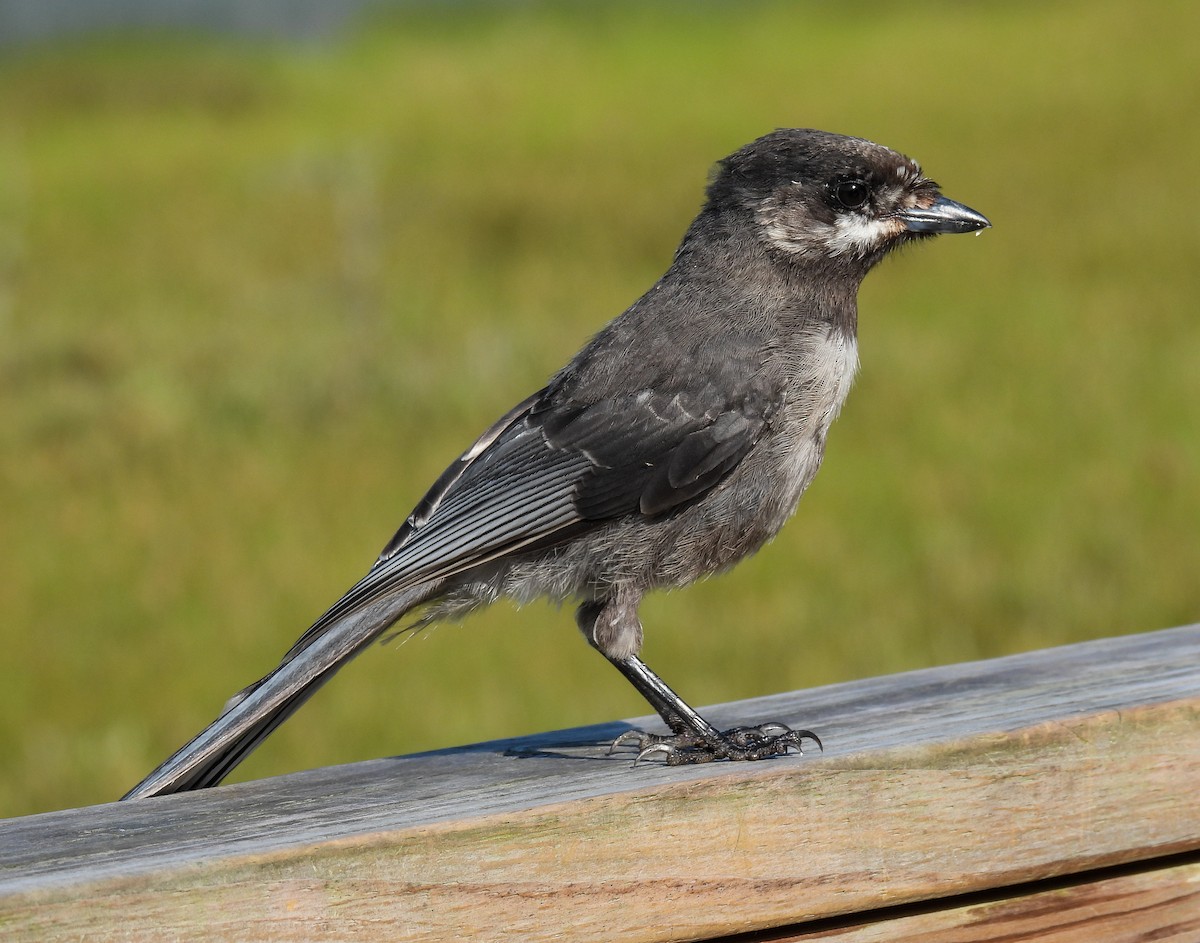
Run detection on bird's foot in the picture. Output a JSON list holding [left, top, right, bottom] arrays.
[[610, 722, 822, 766]]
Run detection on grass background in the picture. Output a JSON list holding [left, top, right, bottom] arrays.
[[1, 0, 1197, 818]]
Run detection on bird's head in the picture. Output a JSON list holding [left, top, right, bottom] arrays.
[[706, 128, 990, 274]]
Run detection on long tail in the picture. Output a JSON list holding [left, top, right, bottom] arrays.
[[122, 583, 435, 799]]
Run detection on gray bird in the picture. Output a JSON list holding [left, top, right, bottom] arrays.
[[124, 128, 989, 799]]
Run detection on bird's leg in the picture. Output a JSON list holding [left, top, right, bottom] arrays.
[[605, 654, 821, 765], [576, 598, 820, 765]]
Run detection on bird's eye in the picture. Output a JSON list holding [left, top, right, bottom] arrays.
[[834, 180, 870, 210]]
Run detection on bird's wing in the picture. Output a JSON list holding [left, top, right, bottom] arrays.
[[284, 369, 774, 661], [537, 382, 773, 518]]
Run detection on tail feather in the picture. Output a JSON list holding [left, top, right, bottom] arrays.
[[122, 584, 435, 799]]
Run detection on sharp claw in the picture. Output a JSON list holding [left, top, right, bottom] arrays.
[[608, 730, 646, 755], [634, 743, 675, 765]]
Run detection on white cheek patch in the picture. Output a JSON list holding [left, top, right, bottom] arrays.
[[757, 196, 904, 261], [827, 214, 899, 257]]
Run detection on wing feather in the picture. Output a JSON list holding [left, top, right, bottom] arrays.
[[286, 347, 778, 659]]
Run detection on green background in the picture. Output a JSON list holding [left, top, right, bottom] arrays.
[[2, 1, 1197, 818]]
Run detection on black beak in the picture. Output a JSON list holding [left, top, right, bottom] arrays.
[[898, 195, 990, 234]]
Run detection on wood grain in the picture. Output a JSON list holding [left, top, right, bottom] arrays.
[[2, 624, 1199, 942], [755, 856, 1200, 942]]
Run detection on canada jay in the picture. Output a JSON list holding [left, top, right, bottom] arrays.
[[124, 128, 989, 799]]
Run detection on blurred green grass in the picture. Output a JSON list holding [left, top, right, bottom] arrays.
[[1, 1, 1197, 818]]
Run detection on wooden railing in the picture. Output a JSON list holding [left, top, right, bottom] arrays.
[[3, 624, 1198, 941]]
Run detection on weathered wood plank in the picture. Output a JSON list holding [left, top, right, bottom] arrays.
[[761, 856, 1200, 942], [2, 624, 1199, 942]]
